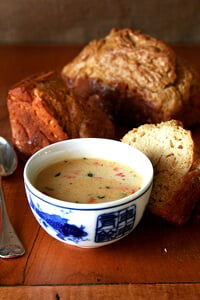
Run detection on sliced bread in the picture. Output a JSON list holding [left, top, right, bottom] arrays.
[[121, 120, 200, 225]]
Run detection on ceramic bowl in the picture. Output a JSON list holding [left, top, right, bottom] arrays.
[[23, 138, 153, 248]]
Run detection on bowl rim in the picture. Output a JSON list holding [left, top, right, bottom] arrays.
[[23, 138, 154, 210]]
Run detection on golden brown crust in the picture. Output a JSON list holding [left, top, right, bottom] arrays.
[[149, 165, 200, 226], [7, 71, 115, 157], [7, 71, 69, 157], [62, 28, 200, 127], [172, 58, 200, 128]]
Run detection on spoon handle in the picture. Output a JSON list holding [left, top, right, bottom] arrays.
[[0, 177, 25, 258]]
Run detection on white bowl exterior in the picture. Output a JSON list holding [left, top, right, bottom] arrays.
[[24, 138, 153, 248], [25, 181, 152, 248]]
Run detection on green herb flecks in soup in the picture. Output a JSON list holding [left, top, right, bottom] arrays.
[[34, 158, 143, 204]]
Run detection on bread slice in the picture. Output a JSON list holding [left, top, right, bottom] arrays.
[[121, 120, 200, 225]]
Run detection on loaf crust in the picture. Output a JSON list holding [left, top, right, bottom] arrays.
[[121, 120, 200, 226], [62, 28, 200, 127], [7, 71, 68, 157], [155, 164, 200, 225], [7, 71, 115, 157]]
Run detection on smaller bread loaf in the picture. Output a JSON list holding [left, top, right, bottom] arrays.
[[121, 120, 200, 226], [7, 71, 115, 157]]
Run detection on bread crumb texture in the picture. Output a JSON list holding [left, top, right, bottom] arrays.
[[121, 120, 200, 225]]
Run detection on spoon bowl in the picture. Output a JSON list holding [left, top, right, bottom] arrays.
[[0, 136, 25, 258], [0, 137, 18, 176]]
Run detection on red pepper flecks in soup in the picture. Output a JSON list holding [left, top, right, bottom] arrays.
[[34, 158, 143, 204]]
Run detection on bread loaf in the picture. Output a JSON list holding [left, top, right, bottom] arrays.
[[62, 28, 200, 128], [121, 120, 200, 225], [7, 27, 200, 160], [7, 71, 115, 157]]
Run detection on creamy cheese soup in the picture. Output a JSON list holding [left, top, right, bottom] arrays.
[[34, 158, 143, 204]]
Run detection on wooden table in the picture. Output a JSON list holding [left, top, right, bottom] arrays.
[[0, 44, 200, 299]]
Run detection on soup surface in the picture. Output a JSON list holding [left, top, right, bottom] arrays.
[[35, 157, 143, 204]]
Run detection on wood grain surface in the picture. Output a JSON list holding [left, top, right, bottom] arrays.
[[0, 44, 200, 299]]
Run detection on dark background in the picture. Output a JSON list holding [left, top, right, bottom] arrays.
[[0, 0, 199, 44]]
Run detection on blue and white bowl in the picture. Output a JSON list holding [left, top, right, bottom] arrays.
[[23, 138, 153, 248]]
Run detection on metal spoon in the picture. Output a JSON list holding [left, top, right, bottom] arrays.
[[0, 136, 25, 258]]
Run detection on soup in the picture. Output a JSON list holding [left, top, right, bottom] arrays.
[[34, 157, 143, 204]]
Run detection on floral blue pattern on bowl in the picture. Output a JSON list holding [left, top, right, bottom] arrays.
[[29, 195, 88, 243]]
